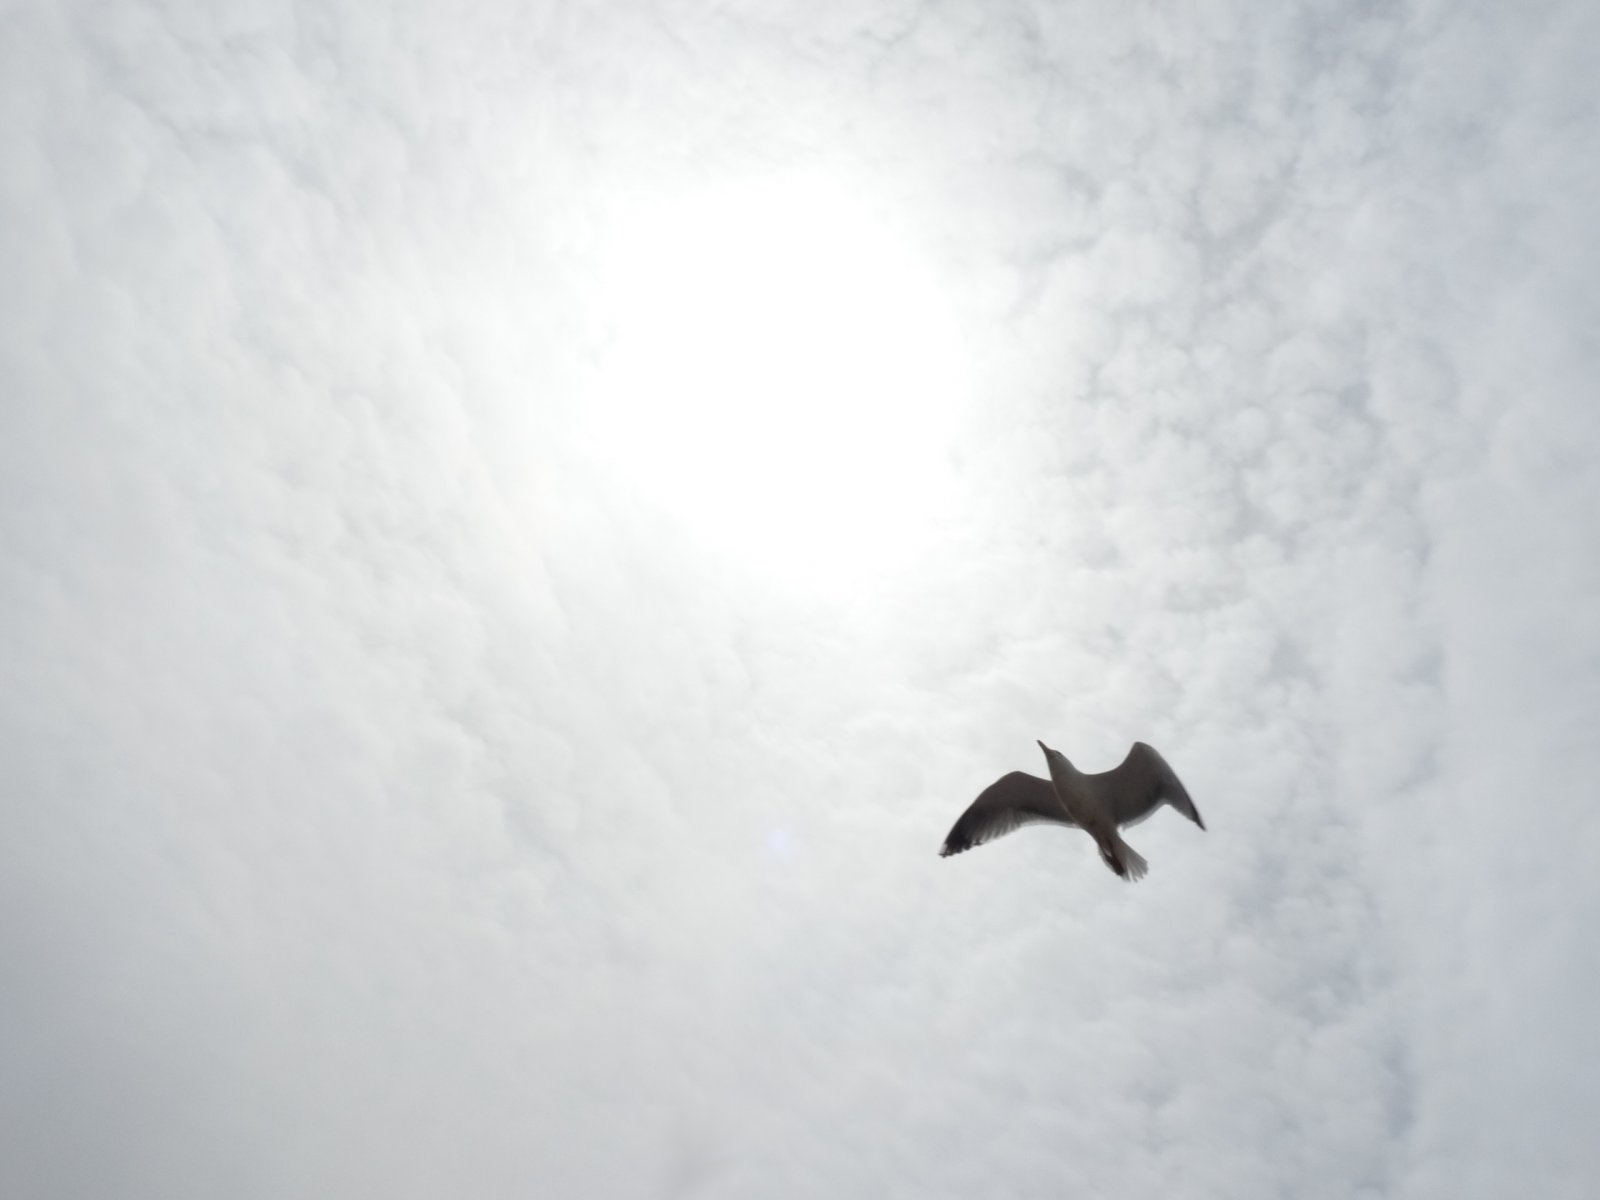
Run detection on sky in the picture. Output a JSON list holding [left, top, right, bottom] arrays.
[[2, 1, 1598, 1197]]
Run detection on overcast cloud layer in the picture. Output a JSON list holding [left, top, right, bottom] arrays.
[[3, 2, 1598, 1197]]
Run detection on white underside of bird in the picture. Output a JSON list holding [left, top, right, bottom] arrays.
[[938, 740, 1205, 880]]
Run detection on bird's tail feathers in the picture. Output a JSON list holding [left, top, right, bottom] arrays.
[[1106, 833, 1148, 882]]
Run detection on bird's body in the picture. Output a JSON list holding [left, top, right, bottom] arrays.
[[939, 740, 1204, 880]]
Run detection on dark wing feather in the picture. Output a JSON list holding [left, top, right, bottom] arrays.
[[939, 771, 1072, 857], [1104, 742, 1205, 830]]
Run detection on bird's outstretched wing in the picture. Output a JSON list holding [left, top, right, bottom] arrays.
[[1103, 742, 1205, 830], [939, 771, 1073, 857]]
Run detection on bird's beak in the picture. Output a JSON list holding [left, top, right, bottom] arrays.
[[1036, 740, 1048, 753]]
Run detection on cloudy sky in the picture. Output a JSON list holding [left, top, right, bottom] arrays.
[[3, 1, 1598, 1196]]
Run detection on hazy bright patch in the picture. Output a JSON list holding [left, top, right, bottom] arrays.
[[581, 170, 970, 589]]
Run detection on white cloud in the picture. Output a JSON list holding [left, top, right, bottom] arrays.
[[3, 1, 1597, 1197]]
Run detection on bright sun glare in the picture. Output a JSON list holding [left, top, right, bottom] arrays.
[[582, 171, 969, 589]]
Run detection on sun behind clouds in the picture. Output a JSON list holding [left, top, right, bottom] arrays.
[[579, 169, 971, 590]]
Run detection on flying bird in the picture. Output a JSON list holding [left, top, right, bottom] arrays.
[[939, 741, 1204, 880]]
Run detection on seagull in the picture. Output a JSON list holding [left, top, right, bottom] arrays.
[[939, 741, 1204, 880]]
